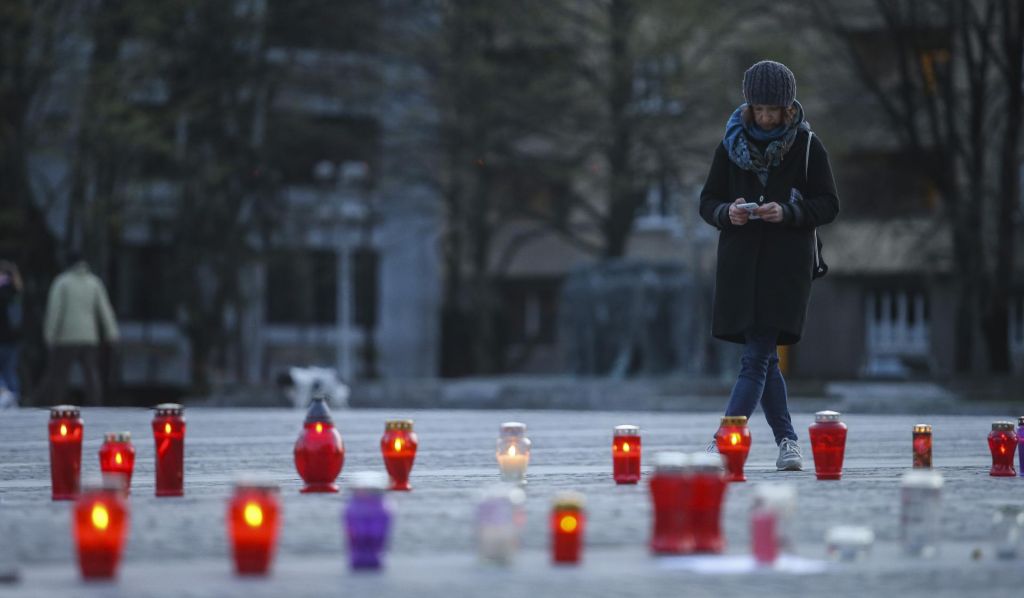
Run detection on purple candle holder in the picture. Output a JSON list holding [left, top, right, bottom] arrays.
[[344, 472, 392, 570], [1018, 417, 1023, 476]]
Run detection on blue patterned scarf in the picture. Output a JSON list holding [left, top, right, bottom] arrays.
[[724, 100, 809, 186]]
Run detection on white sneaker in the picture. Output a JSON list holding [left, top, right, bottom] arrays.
[[776, 438, 803, 471]]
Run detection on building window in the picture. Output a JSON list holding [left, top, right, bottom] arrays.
[[500, 278, 560, 345], [635, 174, 681, 229], [110, 244, 176, 321], [267, 112, 380, 186], [265, 249, 337, 324], [864, 288, 931, 377]]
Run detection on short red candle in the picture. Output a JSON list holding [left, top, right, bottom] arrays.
[[550, 492, 585, 564], [912, 424, 932, 469], [294, 396, 345, 493], [689, 453, 728, 553], [73, 482, 129, 579], [988, 421, 1018, 477], [809, 410, 847, 480], [612, 425, 641, 484], [381, 419, 418, 491], [49, 405, 83, 501], [98, 432, 135, 494], [152, 403, 186, 496], [714, 416, 751, 482], [648, 452, 694, 554], [228, 480, 281, 575]]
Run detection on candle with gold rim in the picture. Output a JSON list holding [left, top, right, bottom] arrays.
[[381, 420, 418, 491], [49, 405, 83, 501], [912, 424, 932, 469]]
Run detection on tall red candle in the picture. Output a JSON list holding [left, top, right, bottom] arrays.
[[48, 405, 83, 501], [714, 416, 751, 482], [227, 479, 281, 575], [294, 396, 345, 493], [550, 491, 585, 564], [689, 453, 728, 553], [988, 421, 1018, 477], [73, 481, 129, 579], [809, 410, 847, 480], [612, 425, 641, 484], [98, 432, 135, 494], [648, 452, 693, 554], [152, 403, 186, 497], [381, 419, 418, 491]]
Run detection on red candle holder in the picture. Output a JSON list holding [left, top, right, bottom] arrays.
[[98, 432, 135, 495], [689, 453, 728, 553], [612, 425, 641, 484], [809, 410, 847, 480], [912, 424, 932, 469], [294, 396, 345, 492], [73, 481, 129, 579], [550, 491, 585, 564], [227, 479, 281, 575], [49, 405, 83, 501], [381, 419, 418, 491], [648, 452, 693, 554], [152, 403, 186, 496], [714, 416, 751, 482], [988, 421, 1018, 477]]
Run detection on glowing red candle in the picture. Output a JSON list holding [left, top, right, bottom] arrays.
[[381, 419, 418, 491], [550, 491, 585, 564], [988, 421, 1018, 477], [612, 425, 641, 484], [714, 416, 751, 482], [227, 479, 281, 575], [98, 432, 135, 495], [294, 396, 345, 493], [689, 453, 728, 553], [648, 452, 693, 554], [48, 405, 83, 501], [912, 424, 932, 469], [152, 403, 186, 496], [808, 410, 847, 480], [73, 481, 129, 579]]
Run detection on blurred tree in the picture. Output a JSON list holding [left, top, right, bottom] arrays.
[[813, 0, 1023, 373]]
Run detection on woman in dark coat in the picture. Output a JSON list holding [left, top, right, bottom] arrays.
[[699, 60, 839, 470]]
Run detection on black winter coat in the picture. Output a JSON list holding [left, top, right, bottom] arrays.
[[699, 130, 839, 345]]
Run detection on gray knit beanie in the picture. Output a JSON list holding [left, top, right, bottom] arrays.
[[742, 60, 796, 107]]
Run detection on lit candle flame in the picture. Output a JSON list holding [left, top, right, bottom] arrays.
[[508, 445, 517, 457], [394, 438, 403, 452], [622, 442, 630, 453], [115, 453, 122, 465], [164, 423, 171, 434], [244, 502, 263, 527], [60, 424, 68, 436], [730, 433, 740, 446], [559, 515, 578, 533], [91, 505, 110, 530], [315, 423, 323, 434]]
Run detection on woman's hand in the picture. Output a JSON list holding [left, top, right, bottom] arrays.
[[728, 198, 750, 225], [756, 202, 784, 223]]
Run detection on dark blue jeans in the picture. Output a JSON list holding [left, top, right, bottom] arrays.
[[0, 343, 19, 396], [724, 329, 797, 445]]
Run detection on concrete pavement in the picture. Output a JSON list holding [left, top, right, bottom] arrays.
[[1, 407, 1023, 597]]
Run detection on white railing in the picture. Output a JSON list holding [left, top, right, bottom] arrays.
[[864, 290, 930, 377]]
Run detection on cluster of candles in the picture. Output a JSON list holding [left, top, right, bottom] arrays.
[[46, 402, 1024, 580]]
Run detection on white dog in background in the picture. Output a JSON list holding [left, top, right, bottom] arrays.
[[277, 366, 350, 410]]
